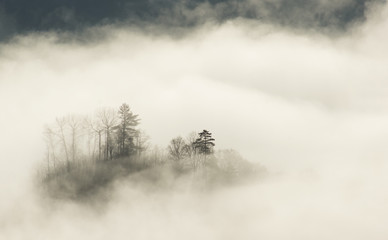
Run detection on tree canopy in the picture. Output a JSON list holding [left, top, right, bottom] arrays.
[[194, 130, 215, 155]]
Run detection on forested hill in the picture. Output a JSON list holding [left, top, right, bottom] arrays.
[[39, 103, 266, 202]]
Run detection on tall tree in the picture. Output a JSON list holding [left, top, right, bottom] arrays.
[[55, 117, 70, 171], [134, 129, 149, 157], [194, 130, 215, 155], [97, 108, 118, 160], [43, 125, 57, 174], [85, 115, 104, 161], [67, 115, 82, 163], [116, 103, 140, 157]]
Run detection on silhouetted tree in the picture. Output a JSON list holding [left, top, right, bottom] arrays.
[[194, 130, 215, 155], [97, 108, 118, 160], [67, 115, 83, 162], [116, 103, 139, 157], [55, 117, 70, 171], [85, 115, 104, 161]]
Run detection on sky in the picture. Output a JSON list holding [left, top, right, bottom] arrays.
[[1, 0, 388, 239], [0, 0, 383, 41]]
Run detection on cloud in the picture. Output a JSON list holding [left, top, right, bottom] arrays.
[[1, 2, 388, 239], [0, 0, 383, 41]]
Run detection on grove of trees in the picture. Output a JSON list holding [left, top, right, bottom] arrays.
[[43, 103, 143, 168], [40, 103, 265, 200]]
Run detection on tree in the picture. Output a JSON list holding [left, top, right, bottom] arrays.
[[116, 103, 140, 157], [184, 131, 197, 158], [85, 115, 104, 161], [43, 125, 57, 174], [67, 115, 83, 163], [168, 136, 187, 161], [134, 129, 149, 157], [193, 130, 215, 155], [55, 117, 70, 170], [97, 108, 118, 160]]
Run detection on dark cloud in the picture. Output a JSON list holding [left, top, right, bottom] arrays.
[[0, 0, 384, 41]]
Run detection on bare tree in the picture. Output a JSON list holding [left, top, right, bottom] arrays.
[[97, 108, 118, 160], [43, 125, 57, 174], [134, 129, 150, 157], [184, 131, 197, 158], [55, 117, 70, 171], [168, 136, 187, 161], [67, 115, 83, 163], [85, 115, 104, 161]]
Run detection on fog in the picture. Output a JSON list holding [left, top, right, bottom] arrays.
[[1, 2, 388, 239]]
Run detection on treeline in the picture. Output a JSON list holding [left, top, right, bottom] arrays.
[[43, 103, 145, 170], [40, 103, 265, 200]]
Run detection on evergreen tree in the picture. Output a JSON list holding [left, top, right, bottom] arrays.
[[194, 130, 215, 155], [116, 103, 140, 156]]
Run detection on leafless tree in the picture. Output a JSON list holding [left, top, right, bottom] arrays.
[[184, 131, 197, 158], [55, 117, 70, 171], [67, 115, 83, 163], [85, 115, 104, 161], [168, 136, 187, 161], [43, 125, 57, 174], [134, 129, 150, 157], [97, 108, 118, 160]]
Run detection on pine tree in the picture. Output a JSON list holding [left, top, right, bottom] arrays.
[[194, 130, 215, 155], [116, 103, 140, 156]]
